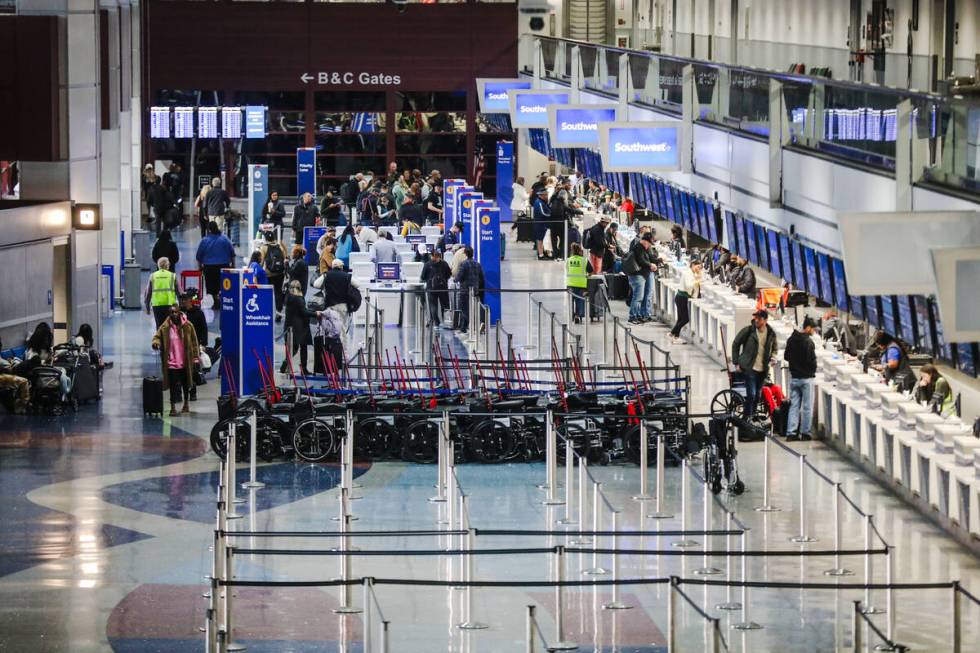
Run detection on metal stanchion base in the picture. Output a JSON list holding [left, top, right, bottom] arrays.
[[789, 534, 817, 543], [632, 494, 655, 502], [647, 511, 674, 519], [715, 601, 742, 611], [582, 567, 609, 575], [692, 566, 723, 575], [602, 601, 633, 610], [332, 606, 363, 615], [753, 505, 780, 512], [549, 641, 579, 650], [731, 621, 763, 631], [541, 499, 566, 506], [873, 644, 899, 652], [671, 539, 699, 548], [232, 497, 246, 505], [330, 515, 360, 522], [225, 512, 243, 520], [861, 605, 886, 615], [457, 621, 489, 630], [568, 538, 593, 546], [241, 481, 265, 489], [556, 517, 577, 525], [428, 496, 448, 503], [823, 568, 855, 576]]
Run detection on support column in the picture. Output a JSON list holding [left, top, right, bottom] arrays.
[[768, 79, 786, 208], [681, 63, 694, 174], [570, 45, 581, 103], [100, 1, 123, 297], [533, 38, 543, 89], [618, 52, 629, 118], [895, 98, 913, 211]]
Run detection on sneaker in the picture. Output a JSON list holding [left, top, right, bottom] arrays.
[[801, 433, 812, 441], [785, 433, 800, 442], [181, 403, 190, 414], [640, 316, 654, 323], [628, 317, 642, 324], [169, 406, 179, 417]]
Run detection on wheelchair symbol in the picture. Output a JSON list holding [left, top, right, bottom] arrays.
[[245, 295, 260, 313]]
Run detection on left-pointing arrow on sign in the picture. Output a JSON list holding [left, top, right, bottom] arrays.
[[300, 73, 313, 84]]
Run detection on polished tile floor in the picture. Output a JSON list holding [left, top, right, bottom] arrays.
[[0, 225, 978, 652]]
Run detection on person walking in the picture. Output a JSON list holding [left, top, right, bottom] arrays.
[[292, 192, 320, 245], [783, 316, 817, 440], [670, 259, 702, 343], [151, 229, 180, 272], [420, 249, 452, 327], [286, 245, 310, 298], [144, 257, 178, 329], [731, 309, 778, 421], [261, 191, 286, 229], [566, 243, 589, 324], [281, 280, 320, 375], [260, 230, 289, 320], [454, 246, 485, 333], [319, 259, 360, 333], [204, 177, 230, 233], [151, 303, 199, 416], [532, 187, 551, 260], [622, 232, 659, 324], [194, 184, 211, 238], [179, 292, 208, 402], [195, 221, 236, 308]]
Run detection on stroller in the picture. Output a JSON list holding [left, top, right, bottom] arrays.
[[29, 366, 66, 414]]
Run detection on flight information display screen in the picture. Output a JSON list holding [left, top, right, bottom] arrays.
[[849, 295, 865, 320], [880, 295, 897, 334], [931, 301, 953, 363], [956, 344, 977, 378], [221, 107, 242, 138], [831, 258, 849, 312], [865, 296, 880, 328], [803, 247, 819, 297], [817, 252, 834, 305], [755, 225, 769, 271], [245, 105, 266, 138], [150, 107, 170, 138], [173, 107, 195, 138], [912, 295, 931, 352], [197, 107, 218, 138], [767, 230, 781, 279], [725, 211, 737, 254], [896, 296, 917, 346], [791, 239, 806, 292], [745, 220, 759, 264]]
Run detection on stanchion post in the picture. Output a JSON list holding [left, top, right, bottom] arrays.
[[851, 601, 863, 653], [542, 410, 563, 505], [633, 419, 653, 501], [649, 431, 673, 519], [824, 483, 854, 577], [243, 410, 264, 489], [715, 510, 742, 611], [672, 459, 698, 547], [458, 503, 489, 630], [381, 620, 390, 653], [602, 510, 632, 610], [527, 294, 533, 348], [732, 530, 762, 630], [862, 515, 884, 614], [951, 581, 961, 653], [886, 545, 895, 641], [429, 409, 449, 504], [525, 605, 536, 653], [583, 481, 608, 575], [551, 546, 577, 650], [223, 547, 246, 651], [569, 457, 591, 545], [363, 577, 372, 653], [790, 454, 816, 543], [225, 424, 242, 520], [333, 514, 362, 614], [754, 433, 779, 512], [694, 475, 721, 575], [557, 440, 576, 525], [667, 577, 677, 653]]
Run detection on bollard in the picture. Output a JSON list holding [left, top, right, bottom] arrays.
[[648, 432, 673, 519], [711, 618, 723, 653], [602, 511, 632, 610], [333, 515, 362, 614], [715, 510, 742, 611], [242, 410, 265, 489], [671, 459, 698, 547], [429, 410, 449, 504], [362, 577, 373, 652], [583, 481, 609, 575], [583, 294, 591, 355], [525, 605, 536, 653], [223, 547, 246, 651], [693, 475, 722, 575], [569, 457, 591, 545], [457, 517, 489, 630], [732, 529, 763, 630], [551, 546, 578, 650], [225, 424, 243, 520], [851, 601, 863, 653], [557, 439, 576, 525], [754, 433, 779, 512], [862, 514, 884, 614], [666, 578, 677, 653], [823, 483, 854, 576], [633, 419, 654, 501], [790, 454, 816, 543]]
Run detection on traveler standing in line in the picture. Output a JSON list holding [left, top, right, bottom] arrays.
[[355, 224, 378, 252], [420, 249, 452, 327], [670, 259, 702, 343], [622, 232, 659, 324], [245, 250, 269, 286], [286, 245, 310, 298], [144, 257, 178, 329], [204, 177, 230, 233], [281, 280, 321, 375], [335, 224, 358, 269], [319, 259, 360, 335], [179, 291, 208, 402], [454, 246, 485, 333], [151, 229, 180, 273], [151, 303, 199, 416], [585, 215, 609, 274], [511, 176, 530, 218], [195, 221, 236, 309], [566, 243, 589, 324], [260, 230, 289, 321], [532, 187, 551, 260], [731, 309, 778, 420], [261, 191, 286, 229], [783, 316, 817, 440], [370, 232, 400, 264], [602, 222, 626, 272], [292, 192, 320, 245], [194, 184, 211, 238], [425, 183, 444, 226]]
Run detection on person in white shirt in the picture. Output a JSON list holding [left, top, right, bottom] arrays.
[[370, 233, 399, 263], [511, 177, 530, 217], [670, 259, 702, 343], [355, 224, 378, 251], [449, 244, 467, 277]]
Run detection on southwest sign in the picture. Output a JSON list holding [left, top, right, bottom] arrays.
[[508, 90, 570, 128], [476, 78, 533, 113], [598, 121, 682, 172], [547, 104, 618, 148]]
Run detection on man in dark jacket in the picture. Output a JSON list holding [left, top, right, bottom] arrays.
[[292, 192, 320, 244], [204, 178, 230, 231], [733, 257, 756, 297], [585, 216, 609, 274], [622, 232, 659, 324], [783, 316, 817, 440], [454, 246, 485, 332], [421, 250, 452, 326], [731, 309, 778, 420]]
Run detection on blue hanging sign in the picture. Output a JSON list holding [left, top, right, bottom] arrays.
[[547, 104, 618, 148], [220, 269, 275, 396], [443, 179, 466, 232], [304, 226, 329, 265], [476, 78, 533, 113], [476, 205, 502, 323], [471, 199, 494, 252], [247, 164, 269, 236], [598, 121, 682, 172], [296, 147, 317, 198], [508, 90, 570, 128], [457, 191, 482, 249], [495, 141, 514, 223]]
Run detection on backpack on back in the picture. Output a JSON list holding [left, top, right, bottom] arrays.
[[265, 245, 286, 276]]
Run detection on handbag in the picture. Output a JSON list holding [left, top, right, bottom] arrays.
[[346, 284, 362, 312]]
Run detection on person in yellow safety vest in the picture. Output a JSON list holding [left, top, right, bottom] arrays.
[[566, 242, 589, 324], [145, 256, 178, 329]]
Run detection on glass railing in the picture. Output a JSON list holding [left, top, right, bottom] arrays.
[[519, 35, 980, 198]]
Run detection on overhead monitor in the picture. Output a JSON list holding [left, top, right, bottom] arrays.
[[803, 247, 819, 297], [658, 182, 670, 221], [508, 89, 570, 128], [150, 107, 170, 138], [548, 104, 618, 148], [704, 200, 719, 243], [755, 225, 769, 271], [245, 105, 266, 138], [849, 295, 865, 320], [221, 107, 242, 138], [831, 258, 849, 312], [816, 252, 834, 305], [689, 195, 703, 235], [725, 211, 737, 253], [733, 214, 746, 257], [477, 78, 533, 113], [598, 121, 682, 172], [778, 234, 793, 284], [745, 220, 759, 265], [956, 344, 977, 378], [880, 295, 897, 334], [911, 295, 932, 352], [790, 239, 806, 292], [896, 296, 917, 347], [839, 210, 980, 295], [197, 107, 218, 138], [930, 300, 954, 363], [174, 107, 195, 138], [930, 245, 980, 342], [865, 296, 881, 328]]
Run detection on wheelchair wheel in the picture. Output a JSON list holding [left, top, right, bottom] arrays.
[[292, 418, 338, 463], [469, 419, 516, 463], [710, 389, 744, 418], [402, 419, 440, 463], [210, 417, 250, 461], [355, 418, 400, 459], [256, 417, 287, 462]]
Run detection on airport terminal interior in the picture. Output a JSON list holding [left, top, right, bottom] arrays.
[[3, 0, 980, 651]]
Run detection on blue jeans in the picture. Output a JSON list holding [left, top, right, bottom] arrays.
[[570, 287, 586, 318], [787, 377, 814, 436], [628, 274, 647, 320], [742, 369, 765, 419]]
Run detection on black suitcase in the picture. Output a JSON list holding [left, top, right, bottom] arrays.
[[604, 273, 628, 301], [587, 276, 607, 319], [71, 356, 100, 404], [313, 335, 326, 374], [142, 376, 164, 416], [772, 400, 791, 437], [515, 217, 535, 243]]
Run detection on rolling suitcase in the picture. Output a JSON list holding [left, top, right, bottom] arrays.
[[604, 273, 628, 301], [142, 376, 164, 416], [313, 334, 326, 375], [70, 353, 100, 404], [587, 276, 607, 320]]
